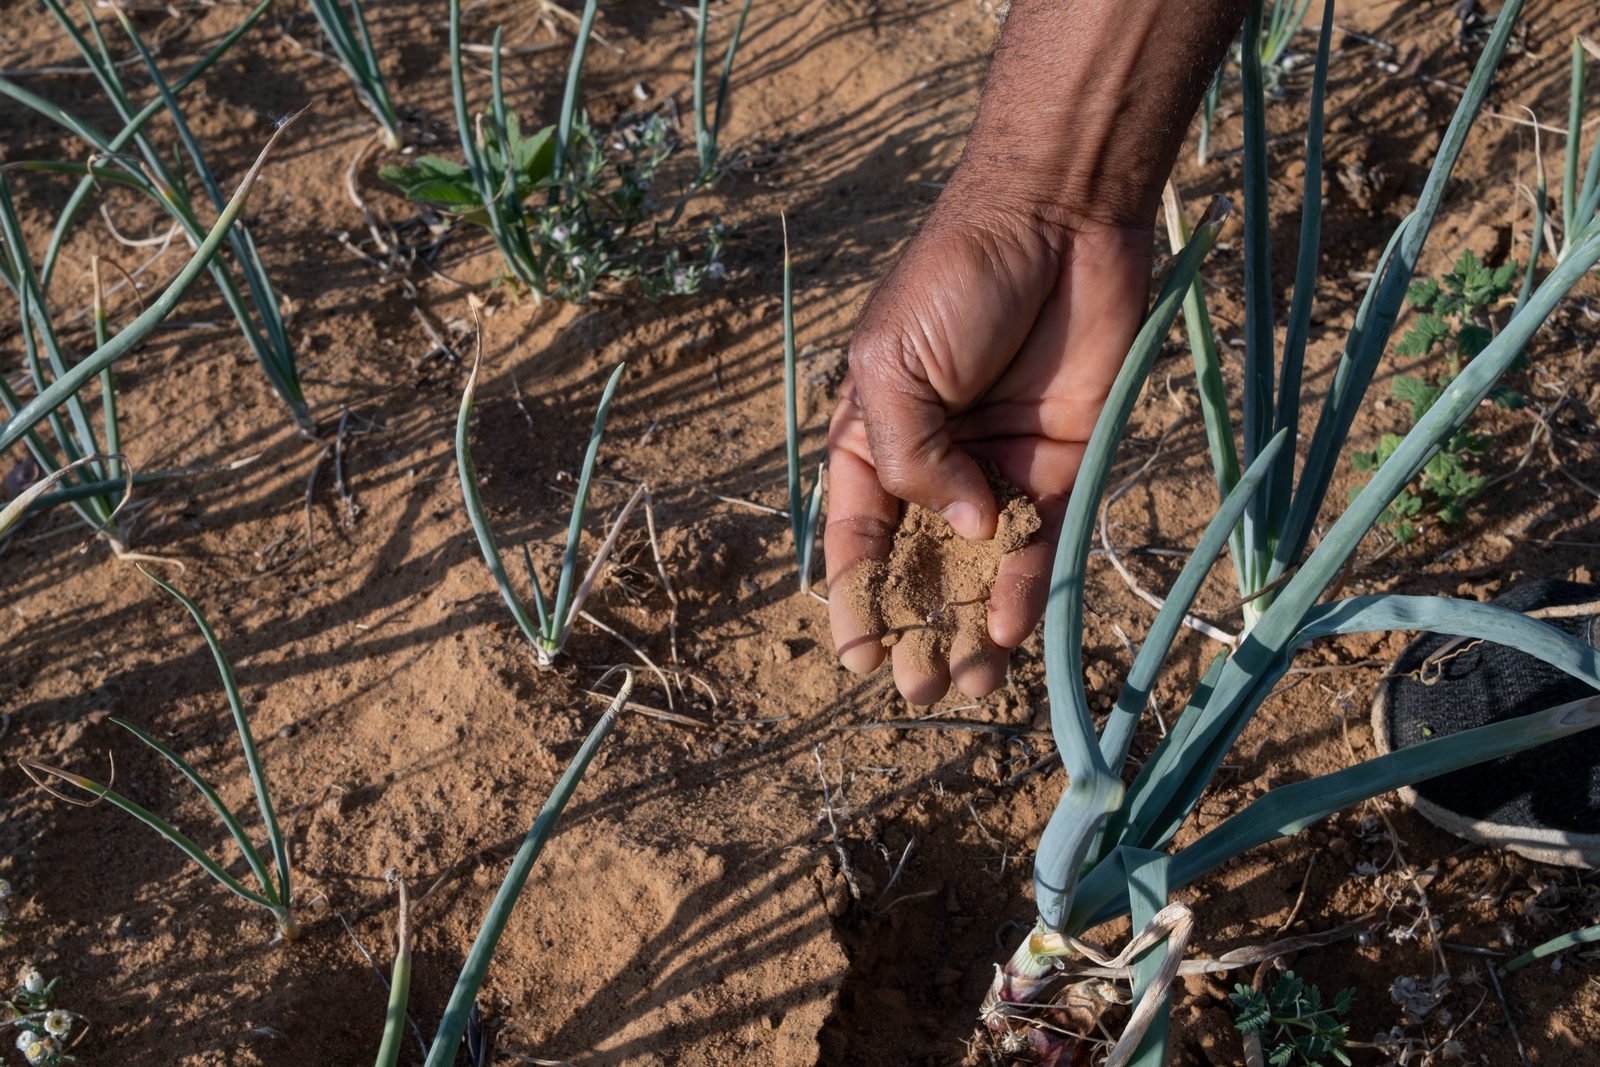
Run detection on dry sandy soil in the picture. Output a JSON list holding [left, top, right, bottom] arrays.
[[3, 0, 1600, 1065]]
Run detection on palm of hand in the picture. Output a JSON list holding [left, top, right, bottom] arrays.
[[826, 206, 1152, 703]]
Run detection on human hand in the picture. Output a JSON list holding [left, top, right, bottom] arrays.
[[825, 193, 1153, 704]]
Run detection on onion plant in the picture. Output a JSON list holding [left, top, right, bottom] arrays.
[[1557, 35, 1599, 263], [19, 572, 298, 941], [692, 0, 756, 185], [0, 179, 128, 548], [1195, 0, 1314, 165], [1, 119, 299, 521], [380, 0, 725, 302], [457, 332, 632, 667], [306, 0, 404, 150], [378, 671, 631, 1067], [0, 0, 311, 434], [780, 224, 823, 593], [986, 2, 1600, 1062]]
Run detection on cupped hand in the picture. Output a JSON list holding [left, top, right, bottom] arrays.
[[826, 195, 1153, 704]]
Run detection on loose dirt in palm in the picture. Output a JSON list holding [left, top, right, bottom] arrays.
[[842, 474, 1039, 679], [3, 1, 1600, 1066]]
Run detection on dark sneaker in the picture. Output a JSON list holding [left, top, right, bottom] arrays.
[[1371, 579, 1600, 868]]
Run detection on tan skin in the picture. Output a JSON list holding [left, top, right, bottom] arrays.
[[826, 0, 1255, 704]]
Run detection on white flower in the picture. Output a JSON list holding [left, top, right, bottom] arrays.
[[16, 1034, 45, 1066], [22, 970, 43, 994], [708, 262, 726, 279], [44, 1010, 70, 1038], [550, 224, 570, 243], [569, 254, 585, 269]]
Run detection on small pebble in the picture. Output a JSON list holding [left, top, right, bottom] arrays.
[[278, 724, 298, 739], [711, 741, 727, 756]]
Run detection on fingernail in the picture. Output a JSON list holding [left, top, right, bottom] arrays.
[[941, 501, 983, 540]]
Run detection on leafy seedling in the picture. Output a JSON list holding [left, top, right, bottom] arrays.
[[1351, 249, 1521, 541], [380, 0, 725, 302], [0, 113, 302, 548], [306, 0, 404, 149], [1232, 973, 1354, 1066], [371, 672, 633, 1067], [456, 305, 639, 666]]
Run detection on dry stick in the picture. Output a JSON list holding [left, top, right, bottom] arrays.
[[507, 360, 534, 426], [1489, 346, 1595, 490], [1098, 412, 1238, 648], [1001, 751, 1060, 788], [345, 131, 394, 258], [639, 487, 682, 665], [835, 720, 1050, 738], [580, 688, 706, 729], [813, 744, 862, 902], [98, 204, 180, 248], [411, 305, 459, 364], [566, 484, 648, 635], [575, 611, 674, 704], [707, 490, 786, 517], [1486, 963, 1533, 1067], [966, 799, 1010, 878], [879, 835, 916, 900]]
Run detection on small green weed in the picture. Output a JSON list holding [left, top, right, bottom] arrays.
[[1351, 250, 1523, 542], [1231, 972, 1354, 1067], [381, 0, 726, 302]]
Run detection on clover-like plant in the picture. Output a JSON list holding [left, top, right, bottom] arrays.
[[20, 573, 297, 941], [984, 3, 1600, 1063]]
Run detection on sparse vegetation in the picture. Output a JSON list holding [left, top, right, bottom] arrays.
[[1351, 249, 1523, 542], [1232, 973, 1354, 1067]]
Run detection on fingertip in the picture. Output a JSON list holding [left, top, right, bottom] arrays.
[[941, 499, 991, 542], [988, 541, 1052, 649], [891, 642, 951, 706], [828, 565, 888, 674], [950, 628, 1007, 699]]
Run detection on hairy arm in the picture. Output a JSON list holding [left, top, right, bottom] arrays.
[[828, 0, 1255, 702]]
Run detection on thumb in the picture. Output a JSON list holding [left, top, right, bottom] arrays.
[[845, 349, 998, 541]]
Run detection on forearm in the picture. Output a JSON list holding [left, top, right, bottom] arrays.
[[954, 0, 1254, 227]]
